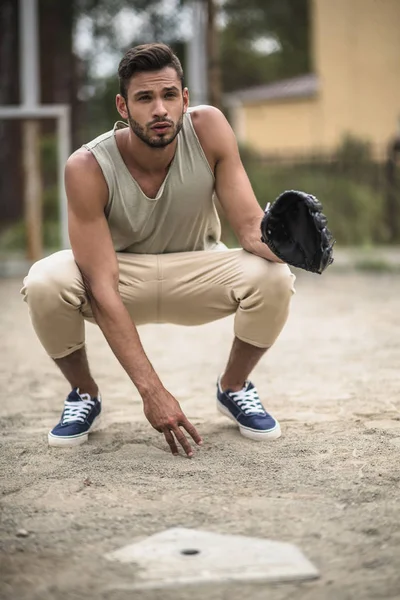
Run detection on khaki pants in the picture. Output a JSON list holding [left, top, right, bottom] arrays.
[[21, 248, 296, 359]]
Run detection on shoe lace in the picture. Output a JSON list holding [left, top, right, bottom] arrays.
[[62, 395, 95, 424], [230, 386, 266, 415]]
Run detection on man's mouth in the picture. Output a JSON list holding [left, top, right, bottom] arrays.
[[151, 122, 172, 133]]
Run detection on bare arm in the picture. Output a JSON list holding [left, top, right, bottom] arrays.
[[65, 150, 202, 455], [192, 106, 282, 262], [66, 150, 158, 393]]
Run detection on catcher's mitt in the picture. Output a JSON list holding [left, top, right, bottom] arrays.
[[260, 190, 335, 274]]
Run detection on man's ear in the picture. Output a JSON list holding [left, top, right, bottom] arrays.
[[116, 94, 128, 120], [183, 87, 189, 112]]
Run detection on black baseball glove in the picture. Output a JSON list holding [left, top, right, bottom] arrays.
[[260, 190, 335, 274]]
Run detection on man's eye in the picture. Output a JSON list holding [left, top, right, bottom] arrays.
[[138, 95, 150, 101], [165, 92, 177, 98]]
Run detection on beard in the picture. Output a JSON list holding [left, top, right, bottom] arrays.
[[127, 109, 184, 148]]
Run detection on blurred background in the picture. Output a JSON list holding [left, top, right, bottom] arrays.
[[0, 0, 399, 264]]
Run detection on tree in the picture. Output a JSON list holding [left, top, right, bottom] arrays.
[[220, 0, 310, 91]]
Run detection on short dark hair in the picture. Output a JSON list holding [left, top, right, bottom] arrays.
[[118, 43, 184, 99]]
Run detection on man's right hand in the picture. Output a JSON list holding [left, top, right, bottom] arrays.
[[142, 387, 203, 457]]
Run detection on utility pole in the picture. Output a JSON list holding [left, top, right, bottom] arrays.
[[20, 0, 42, 260], [206, 0, 222, 110], [186, 1, 208, 106]]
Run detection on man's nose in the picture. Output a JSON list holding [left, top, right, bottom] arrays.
[[152, 98, 168, 118]]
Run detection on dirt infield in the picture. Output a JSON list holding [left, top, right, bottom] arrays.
[[1, 271, 400, 600]]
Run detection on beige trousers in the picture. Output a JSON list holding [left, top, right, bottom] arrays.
[[21, 248, 296, 359]]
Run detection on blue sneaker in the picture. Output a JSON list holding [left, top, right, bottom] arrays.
[[217, 377, 281, 441], [48, 388, 102, 447]]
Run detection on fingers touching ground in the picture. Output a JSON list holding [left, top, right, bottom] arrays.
[[163, 429, 179, 456], [163, 418, 203, 458], [142, 389, 203, 458]]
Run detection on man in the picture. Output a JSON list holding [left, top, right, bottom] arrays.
[[22, 43, 295, 458]]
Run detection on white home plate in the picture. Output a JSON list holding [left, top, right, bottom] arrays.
[[104, 527, 319, 590]]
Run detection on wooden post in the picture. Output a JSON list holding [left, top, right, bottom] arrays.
[[22, 119, 42, 260]]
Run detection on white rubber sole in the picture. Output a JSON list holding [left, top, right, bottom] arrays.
[[217, 402, 281, 441], [48, 415, 101, 448]]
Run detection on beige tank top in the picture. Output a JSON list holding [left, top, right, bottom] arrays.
[[83, 111, 221, 254]]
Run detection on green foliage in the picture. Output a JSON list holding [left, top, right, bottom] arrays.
[[223, 0, 309, 54], [0, 221, 60, 253], [221, 0, 310, 91], [0, 133, 62, 253], [248, 165, 387, 245], [235, 137, 389, 247], [0, 222, 26, 252], [354, 258, 400, 273], [220, 32, 283, 92], [40, 135, 60, 222], [85, 76, 122, 138], [335, 134, 373, 166]]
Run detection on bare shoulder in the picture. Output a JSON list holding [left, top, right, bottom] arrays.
[[189, 105, 238, 163], [65, 148, 108, 211], [189, 105, 231, 141], [66, 147, 102, 177], [189, 104, 225, 126]]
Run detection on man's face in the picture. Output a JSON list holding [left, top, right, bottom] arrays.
[[116, 67, 189, 148]]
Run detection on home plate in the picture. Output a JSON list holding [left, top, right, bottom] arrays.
[[104, 527, 319, 590]]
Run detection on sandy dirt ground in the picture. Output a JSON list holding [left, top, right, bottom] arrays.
[[1, 270, 400, 600]]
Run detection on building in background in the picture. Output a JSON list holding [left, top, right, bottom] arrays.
[[226, 0, 400, 158]]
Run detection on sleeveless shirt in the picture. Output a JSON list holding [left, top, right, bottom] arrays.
[[83, 110, 221, 254]]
